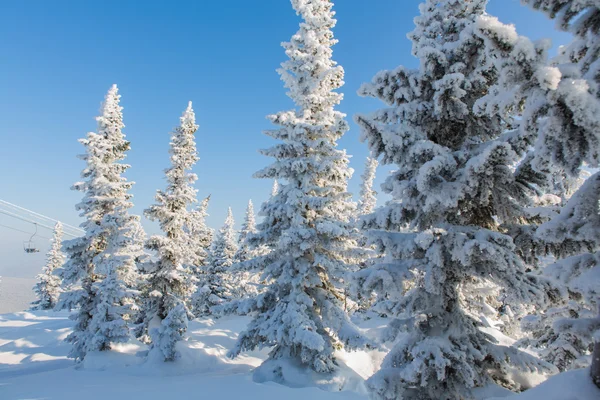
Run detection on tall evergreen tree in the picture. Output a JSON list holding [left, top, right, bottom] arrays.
[[473, 1, 600, 380], [355, 1, 551, 398], [32, 222, 65, 310], [194, 207, 237, 315], [519, 3, 599, 382], [228, 0, 368, 379], [58, 85, 144, 361], [357, 157, 378, 216], [88, 182, 145, 352], [142, 102, 199, 361]]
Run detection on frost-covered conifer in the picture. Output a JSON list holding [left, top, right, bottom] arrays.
[[194, 208, 237, 316], [142, 102, 199, 361], [88, 193, 145, 351], [230, 200, 264, 299], [59, 85, 144, 361], [235, 200, 257, 263], [355, 1, 552, 398], [32, 222, 65, 310], [519, 174, 600, 371], [357, 157, 378, 216], [519, 1, 600, 382], [473, 2, 600, 378], [228, 0, 368, 378]]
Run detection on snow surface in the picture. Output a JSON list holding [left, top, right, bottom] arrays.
[[0, 311, 598, 399]]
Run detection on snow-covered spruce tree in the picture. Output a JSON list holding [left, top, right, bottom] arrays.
[[230, 200, 265, 300], [520, 173, 600, 371], [235, 200, 258, 263], [142, 102, 199, 361], [32, 222, 65, 310], [228, 0, 368, 379], [194, 207, 237, 315], [59, 85, 144, 361], [357, 157, 378, 216], [355, 1, 553, 398], [88, 183, 145, 352], [472, 5, 600, 376], [520, 2, 600, 381], [213, 184, 282, 317]]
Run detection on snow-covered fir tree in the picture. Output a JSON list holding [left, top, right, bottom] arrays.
[[520, 174, 600, 371], [193, 207, 237, 316], [472, 2, 600, 378], [142, 102, 200, 361], [228, 0, 368, 378], [355, 1, 553, 398], [235, 200, 257, 263], [519, 1, 600, 383], [88, 184, 145, 352], [230, 200, 265, 299], [32, 222, 65, 310], [59, 85, 145, 361], [357, 157, 378, 216]]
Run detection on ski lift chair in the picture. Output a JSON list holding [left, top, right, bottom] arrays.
[[23, 223, 40, 253]]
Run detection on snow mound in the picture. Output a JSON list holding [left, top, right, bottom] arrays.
[[253, 356, 367, 394], [489, 368, 600, 400]]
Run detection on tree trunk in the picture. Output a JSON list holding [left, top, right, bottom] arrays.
[[592, 341, 600, 388], [591, 303, 600, 389]]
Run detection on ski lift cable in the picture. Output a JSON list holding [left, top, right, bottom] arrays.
[[0, 222, 51, 239], [0, 199, 84, 234], [0, 206, 82, 238], [0, 209, 79, 238], [0, 203, 83, 237]]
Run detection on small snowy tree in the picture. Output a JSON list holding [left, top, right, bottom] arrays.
[[32, 222, 65, 310], [194, 207, 237, 315], [228, 0, 368, 379], [59, 85, 144, 361], [355, 1, 553, 398], [357, 157, 378, 216], [235, 200, 258, 263], [231, 200, 265, 299], [142, 102, 199, 361]]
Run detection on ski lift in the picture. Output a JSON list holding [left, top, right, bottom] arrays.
[[23, 223, 40, 253]]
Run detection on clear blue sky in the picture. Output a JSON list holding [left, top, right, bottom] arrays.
[[0, 0, 571, 277]]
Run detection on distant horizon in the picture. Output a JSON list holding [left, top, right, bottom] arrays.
[[0, 0, 572, 277]]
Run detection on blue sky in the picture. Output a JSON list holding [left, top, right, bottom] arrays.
[[0, 0, 571, 277]]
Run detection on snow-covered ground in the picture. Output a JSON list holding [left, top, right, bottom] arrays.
[[0, 277, 36, 314], [0, 310, 598, 400]]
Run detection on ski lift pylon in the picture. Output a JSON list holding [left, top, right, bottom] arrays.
[[23, 223, 40, 253]]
